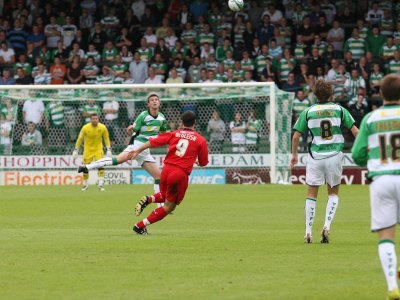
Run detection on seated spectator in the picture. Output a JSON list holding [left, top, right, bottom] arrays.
[[166, 68, 183, 96], [0, 41, 15, 65], [50, 56, 66, 84], [307, 48, 325, 76], [366, 2, 383, 25], [61, 15, 77, 48], [187, 56, 203, 83], [37, 44, 52, 65], [66, 55, 84, 84], [230, 112, 246, 152], [207, 110, 225, 153], [129, 52, 148, 84], [110, 54, 128, 84], [85, 43, 101, 63], [143, 26, 157, 48], [51, 40, 68, 63], [268, 38, 282, 59], [327, 20, 345, 53], [154, 38, 171, 63], [34, 63, 51, 85], [15, 67, 32, 85], [83, 57, 99, 84], [14, 53, 32, 76], [115, 27, 133, 50], [90, 22, 107, 52], [172, 58, 187, 81], [7, 18, 28, 55], [44, 15, 61, 49], [45, 100, 66, 145], [343, 27, 366, 61], [144, 66, 161, 84], [380, 36, 398, 63], [21, 122, 42, 146], [164, 28, 178, 51], [348, 88, 368, 107], [369, 63, 384, 96], [0, 69, 16, 85], [101, 6, 120, 39], [260, 56, 277, 82], [366, 26, 386, 59], [156, 17, 171, 40], [102, 97, 119, 140]]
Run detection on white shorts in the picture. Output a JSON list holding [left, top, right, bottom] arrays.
[[370, 175, 400, 232], [306, 152, 343, 187], [123, 140, 156, 166]]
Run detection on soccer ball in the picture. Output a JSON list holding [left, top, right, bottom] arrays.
[[228, 0, 244, 12]]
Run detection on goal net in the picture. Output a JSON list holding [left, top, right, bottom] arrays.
[[0, 83, 294, 185]]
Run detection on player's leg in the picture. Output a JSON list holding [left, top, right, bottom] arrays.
[[81, 154, 91, 190], [142, 161, 162, 207], [371, 176, 400, 298], [81, 151, 129, 172], [134, 166, 188, 234], [94, 152, 106, 191], [304, 155, 324, 243], [321, 153, 344, 243]]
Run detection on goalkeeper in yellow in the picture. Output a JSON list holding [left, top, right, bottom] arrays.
[[73, 113, 111, 191]]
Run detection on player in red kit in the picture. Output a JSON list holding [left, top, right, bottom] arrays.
[[127, 110, 209, 235]]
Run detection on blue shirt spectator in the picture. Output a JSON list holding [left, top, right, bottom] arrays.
[[27, 24, 45, 52], [256, 15, 275, 45], [0, 69, 16, 85], [190, 0, 208, 23], [7, 19, 28, 54]]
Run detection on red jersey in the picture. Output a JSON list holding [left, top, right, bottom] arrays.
[[149, 128, 209, 174]]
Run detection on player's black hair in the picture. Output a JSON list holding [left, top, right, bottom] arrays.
[[90, 113, 98, 118], [380, 74, 400, 102], [182, 111, 196, 127]]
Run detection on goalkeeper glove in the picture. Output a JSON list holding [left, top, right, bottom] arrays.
[[72, 149, 78, 158], [106, 147, 112, 157]]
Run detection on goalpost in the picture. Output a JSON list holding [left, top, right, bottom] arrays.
[[0, 83, 294, 185]]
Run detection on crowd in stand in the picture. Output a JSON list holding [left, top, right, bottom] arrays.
[[1, 0, 399, 154]]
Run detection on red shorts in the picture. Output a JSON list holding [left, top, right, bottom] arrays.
[[160, 164, 189, 205]]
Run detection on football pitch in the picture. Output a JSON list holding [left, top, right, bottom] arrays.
[[0, 184, 386, 299]]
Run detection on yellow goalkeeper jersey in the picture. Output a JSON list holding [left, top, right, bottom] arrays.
[[75, 122, 110, 155]]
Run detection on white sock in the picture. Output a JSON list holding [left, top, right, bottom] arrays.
[[87, 157, 114, 170], [98, 178, 104, 187], [154, 183, 164, 208], [305, 198, 316, 235], [324, 195, 339, 230], [84, 180, 88, 186], [379, 241, 398, 291]]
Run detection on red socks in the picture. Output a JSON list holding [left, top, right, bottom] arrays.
[[136, 207, 168, 229], [148, 192, 164, 203]]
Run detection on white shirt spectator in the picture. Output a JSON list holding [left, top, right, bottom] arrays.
[[131, 0, 145, 20], [44, 24, 62, 48], [129, 60, 148, 83], [145, 76, 162, 84], [0, 47, 15, 63], [23, 100, 45, 124], [0, 120, 11, 145], [366, 8, 384, 24], [230, 120, 246, 144], [103, 100, 119, 121], [22, 129, 42, 145], [61, 24, 77, 48], [165, 35, 178, 50], [262, 9, 283, 23], [144, 33, 157, 47]]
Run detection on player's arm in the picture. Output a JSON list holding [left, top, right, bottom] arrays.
[[73, 127, 86, 157], [102, 126, 112, 156], [197, 139, 209, 167], [127, 132, 173, 159], [290, 109, 308, 169], [127, 113, 144, 136], [351, 114, 370, 167], [160, 119, 169, 133]]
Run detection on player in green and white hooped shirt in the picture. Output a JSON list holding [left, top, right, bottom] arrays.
[[290, 80, 359, 244], [82, 93, 168, 204], [351, 74, 400, 300]]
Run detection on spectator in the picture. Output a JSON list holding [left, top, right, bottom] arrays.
[[366, 1, 383, 25], [141, 7, 157, 28], [190, 0, 208, 23], [245, 111, 262, 152], [7, 18, 29, 55], [66, 55, 83, 84], [82, 57, 99, 84], [268, 38, 282, 59], [110, 55, 128, 84], [154, 38, 171, 63], [120, 45, 134, 64], [85, 43, 101, 63], [156, 18, 171, 40], [348, 91, 368, 128], [34, 63, 51, 85], [380, 9, 394, 37], [0, 69, 16, 85], [144, 66, 162, 84], [15, 66, 32, 84], [307, 48, 325, 76], [79, 8, 94, 38], [81, 100, 101, 123], [45, 100, 66, 145], [166, 68, 183, 97], [278, 48, 296, 83], [27, 24, 45, 51], [369, 63, 384, 96], [61, 15, 77, 48], [44, 15, 61, 49], [297, 16, 315, 47], [366, 26, 386, 58], [344, 69, 366, 98], [52, 40, 69, 63], [260, 56, 277, 82], [0, 41, 16, 65], [187, 56, 203, 83], [143, 26, 157, 49], [380, 36, 398, 62], [50, 56, 66, 84], [101, 6, 119, 39], [343, 51, 356, 72], [102, 40, 118, 63], [90, 22, 108, 52], [0, 114, 12, 155], [207, 110, 225, 153], [292, 3, 307, 28], [343, 27, 366, 61], [115, 27, 133, 50], [23, 98, 44, 125], [327, 20, 345, 52], [137, 37, 153, 63], [129, 52, 148, 84], [21, 122, 42, 146], [102, 96, 119, 136], [68, 41, 85, 62], [256, 14, 274, 46], [387, 50, 400, 74], [96, 66, 114, 84], [229, 112, 246, 152], [320, 0, 336, 24], [131, 0, 145, 21], [282, 72, 300, 93]]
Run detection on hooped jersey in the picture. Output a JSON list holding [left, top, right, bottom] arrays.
[[352, 104, 400, 179], [130, 110, 168, 144], [294, 102, 355, 159]]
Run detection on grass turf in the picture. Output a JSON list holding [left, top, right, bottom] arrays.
[[0, 184, 386, 300]]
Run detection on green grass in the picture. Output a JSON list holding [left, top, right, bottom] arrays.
[[0, 184, 386, 299]]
